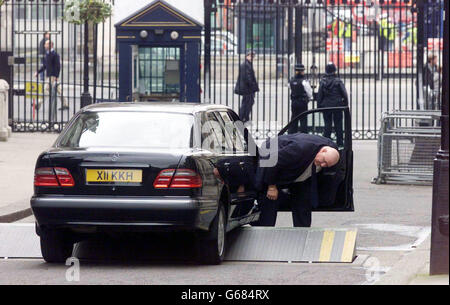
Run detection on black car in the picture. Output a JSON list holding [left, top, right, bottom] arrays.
[[31, 102, 354, 265]]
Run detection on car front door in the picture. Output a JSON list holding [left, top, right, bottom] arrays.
[[278, 106, 354, 212]]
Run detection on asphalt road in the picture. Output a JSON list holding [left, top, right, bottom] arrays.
[[0, 141, 432, 285]]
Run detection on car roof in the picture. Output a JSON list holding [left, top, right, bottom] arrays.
[[82, 102, 232, 114]]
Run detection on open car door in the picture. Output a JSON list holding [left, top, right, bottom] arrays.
[[278, 106, 354, 212]]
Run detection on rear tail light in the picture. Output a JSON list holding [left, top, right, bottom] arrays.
[[153, 169, 202, 189], [170, 169, 203, 188], [34, 167, 75, 187], [153, 169, 176, 188]]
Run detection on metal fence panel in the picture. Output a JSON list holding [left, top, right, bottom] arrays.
[[0, 0, 118, 132], [373, 110, 441, 185], [203, 0, 444, 140]]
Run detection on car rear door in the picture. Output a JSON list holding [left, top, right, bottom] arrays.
[[213, 110, 258, 222], [278, 106, 354, 212]]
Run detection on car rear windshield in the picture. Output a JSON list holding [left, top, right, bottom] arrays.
[[58, 111, 194, 149]]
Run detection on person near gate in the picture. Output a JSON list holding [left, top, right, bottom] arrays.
[[252, 133, 340, 227], [38, 32, 51, 82], [317, 62, 348, 148], [289, 64, 313, 134], [331, 18, 352, 52], [235, 51, 259, 125], [423, 54, 440, 110], [35, 40, 61, 123], [379, 15, 397, 51]]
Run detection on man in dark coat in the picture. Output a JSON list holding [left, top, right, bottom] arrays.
[[317, 62, 348, 147], [289, 64, 313, 134], [235, 51, 259, 124], [253, 133, 340, 227], [35, 40, 62, 121], [36, 40, 61, 81], [38, 32, 50, 81]]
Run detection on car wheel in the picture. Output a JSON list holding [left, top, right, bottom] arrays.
[[40, 229, 74, 264], [196, 205, 227, 265]]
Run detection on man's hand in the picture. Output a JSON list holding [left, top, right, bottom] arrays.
[[266, 185, 278, 201]]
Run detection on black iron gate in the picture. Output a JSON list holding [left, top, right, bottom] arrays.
[[0, 0, 445, 139], [0, 0, 118, 132], [203, 0, 444, 140]]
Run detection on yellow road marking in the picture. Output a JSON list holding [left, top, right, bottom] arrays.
[[341, 230, 357, 263], [319, 231, 335, 262]]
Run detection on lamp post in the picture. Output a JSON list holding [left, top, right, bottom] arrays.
[[430, 0, 449, 276], [80, 21, 92, 108]]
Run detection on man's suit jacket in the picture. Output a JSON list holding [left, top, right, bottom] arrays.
[[38, 50, 61, 78], [234, 59, 259, 96], [256, 133, 338, 188]]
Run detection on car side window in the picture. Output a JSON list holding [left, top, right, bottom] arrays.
[[201, 112, 233, 153], [217, 111, 247, 153]]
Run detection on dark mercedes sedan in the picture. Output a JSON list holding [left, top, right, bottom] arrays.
[[31, 103, 261, 264], [31, 102, 354, 265]]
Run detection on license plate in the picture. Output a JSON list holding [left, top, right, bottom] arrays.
[[86, 169, 143, 184]]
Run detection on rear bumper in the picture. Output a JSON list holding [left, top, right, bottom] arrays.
[[31, 195, 217, 232]]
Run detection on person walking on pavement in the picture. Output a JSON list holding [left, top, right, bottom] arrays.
[[38, 32, 51, 82], [35, 40, 62, 123], [235, 51, 259, 124], [289, 64, 313, 134], [317, 62, 348, 148], [252, 133, 340, 227]]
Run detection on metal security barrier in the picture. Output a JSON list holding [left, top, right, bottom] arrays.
[[373, 110, 441, 185]]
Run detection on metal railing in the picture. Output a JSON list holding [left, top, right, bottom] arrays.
[[373, 110, 441, 185]]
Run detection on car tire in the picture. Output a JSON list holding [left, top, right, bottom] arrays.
[[196, 205, 227, 265], [40, 229, 73, 264]]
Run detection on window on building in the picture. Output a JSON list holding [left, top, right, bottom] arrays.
[[246, 19, 274, 52], [138, 47, 180, 96]]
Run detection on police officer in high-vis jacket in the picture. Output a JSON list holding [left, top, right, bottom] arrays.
[[289, 64, 313, 134]]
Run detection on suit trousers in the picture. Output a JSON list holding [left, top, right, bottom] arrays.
[[289, 101, 308, 134], [252, 182, 312, 227], [323, 109, 344, 147], [239, 94, 255, 123]]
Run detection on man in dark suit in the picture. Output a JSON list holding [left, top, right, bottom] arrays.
[[35, 40, 62, 122], [253, 133, 340, 227], [235, 51, 259, 124], [38, 32, 50, 81], [317, 62, 348, 147]]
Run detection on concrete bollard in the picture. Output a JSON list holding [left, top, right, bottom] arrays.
[[0, 79, 11, 141]]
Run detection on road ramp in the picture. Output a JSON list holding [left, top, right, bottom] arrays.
[[0, 224, 357, 263]]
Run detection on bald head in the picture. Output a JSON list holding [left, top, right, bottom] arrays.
[[314, 146, 340, 168]]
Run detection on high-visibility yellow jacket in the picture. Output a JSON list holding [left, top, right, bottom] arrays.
[[332, 20, 352, 38], [380, 18, 397, 41], [403, 27, 417, 45]]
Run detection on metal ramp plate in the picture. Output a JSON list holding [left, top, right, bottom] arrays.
[[0, 224, 357, 263], [225, 227, 357, 263], [0, 224, 41, 258]]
